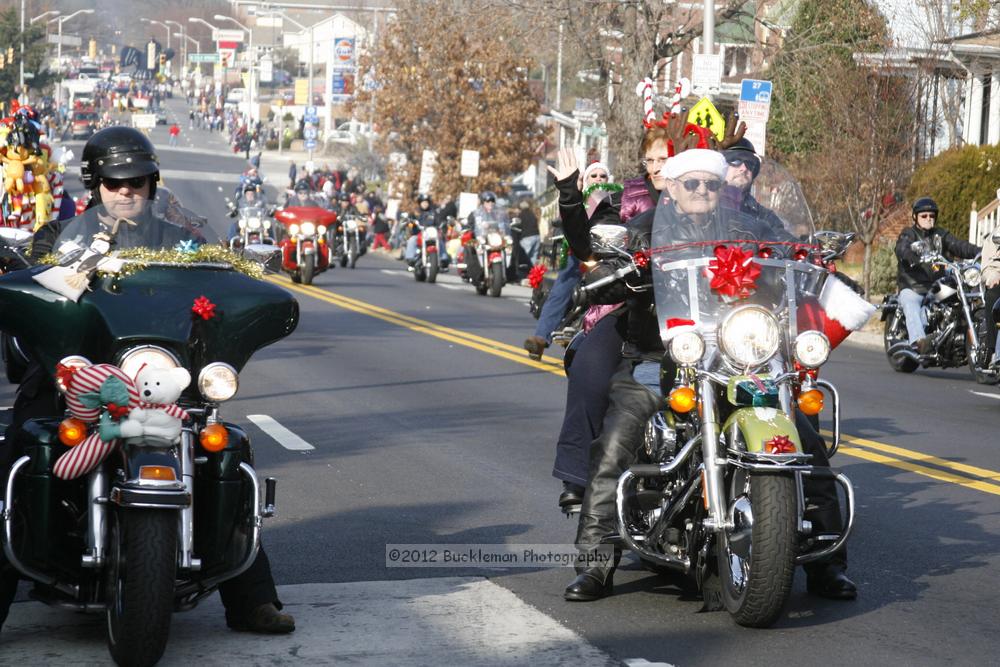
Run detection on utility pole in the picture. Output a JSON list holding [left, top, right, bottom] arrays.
[[703, 0, 715, 55]]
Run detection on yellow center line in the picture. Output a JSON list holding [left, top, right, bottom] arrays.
[[268, 276, 565, 377], [273, 274, 1000, 496]]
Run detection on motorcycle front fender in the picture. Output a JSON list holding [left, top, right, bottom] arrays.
[[111, 443, 188, 509], [722, 407, 802, 454]]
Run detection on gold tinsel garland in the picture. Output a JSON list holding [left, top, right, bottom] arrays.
[[40, 245, 265, 280]]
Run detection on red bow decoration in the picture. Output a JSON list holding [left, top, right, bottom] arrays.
[[708, 245, 760, 299], [666, 317, 695, 329], [633, 250, 650, 269], [55, 363, 79, 390], [765, 435, 796, 454], [105, 402, 130, 420], [527, 264, 547, 290], [192, 296, 217, 321]]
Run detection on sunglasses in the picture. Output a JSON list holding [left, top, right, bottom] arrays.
[[588, 172, 609, 180], [103, 175, 149, 189], [679, 178, 722, 193]]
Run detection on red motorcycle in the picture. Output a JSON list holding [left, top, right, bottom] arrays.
[[273, 206, 337, 285]]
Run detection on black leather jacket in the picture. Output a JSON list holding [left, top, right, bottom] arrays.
[[895, 224, 979, 294], [584, 202, 796, 357]]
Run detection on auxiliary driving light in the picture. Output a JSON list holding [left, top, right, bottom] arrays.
[[139, 465, 177, 481]]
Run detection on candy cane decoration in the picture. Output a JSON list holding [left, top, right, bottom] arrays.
[[635, 78, 655, 128]]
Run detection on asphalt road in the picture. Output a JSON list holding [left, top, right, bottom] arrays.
[[3, 108, 1000, 665]]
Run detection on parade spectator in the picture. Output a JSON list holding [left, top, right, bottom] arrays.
[[168, 123, 180, 147]]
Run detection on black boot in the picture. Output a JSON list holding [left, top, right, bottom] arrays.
[[558, 481, 584, 511], [565, 513, 619, 601], [803, 503, 856, 600]]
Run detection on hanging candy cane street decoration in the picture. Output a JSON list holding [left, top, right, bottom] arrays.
[[636, 78, 656, 128]]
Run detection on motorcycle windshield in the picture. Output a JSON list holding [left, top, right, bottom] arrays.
[[56, 199, 219, 249], [0, 203, 298, 380], [650, 235, 828, 372]]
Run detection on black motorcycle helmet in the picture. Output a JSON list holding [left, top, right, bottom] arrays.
[[294, 179, 311, 193], [480, 191, 496, 203], [81, 127, 160, 200], [912, 197, 939, 218], [417, 193, 432, 205]]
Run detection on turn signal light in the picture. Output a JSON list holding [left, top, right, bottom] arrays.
[[669, 386, 697, 413], [58, 418, 88, 446], [797, 389, 825, 415], [199, 423, 229, 452], [139, 465, 176, 481]]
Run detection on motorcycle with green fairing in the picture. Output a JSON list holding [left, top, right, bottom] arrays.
[[0, 201, 298, 665], [587, 174, 858, 628]]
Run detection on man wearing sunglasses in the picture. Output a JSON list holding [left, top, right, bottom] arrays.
[[720, 138, 785, 235], [7, 127, 296, 635]]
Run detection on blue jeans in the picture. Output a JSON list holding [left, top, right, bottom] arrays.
[[534, 255, 580, 343], [520, 235, 540, 265], [405, 236, 418, 262], [898, 288, 927, 344]]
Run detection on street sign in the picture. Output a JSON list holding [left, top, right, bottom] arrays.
[[418, 149, 437, 195], [686, 97, 726, 142], [305, 139, 317, 151], [259, 56, 273, 83], [739, 79, 772, 104], [304, 125, 317, 140], [188, 53, 220, 64], [332, 37, 355, 67], [304, 105, 318, 122], [460, 149, 480, 179], [212, 29, 245, 43], [691, 54, 722, 93]]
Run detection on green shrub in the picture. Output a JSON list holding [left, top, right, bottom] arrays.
[[907, 144, 1000, 239], [869, 241, 897, 296]]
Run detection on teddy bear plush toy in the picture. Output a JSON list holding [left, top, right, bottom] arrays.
[[124, 365, 192, 442]]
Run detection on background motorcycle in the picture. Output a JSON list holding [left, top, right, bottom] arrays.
[[0, 207, 299, 665], [458, 223, 509, 297], [226, 199, 276, 250], [410, 220, 441, 283], [336, 214, 365, 269], [882, 240, 994, 384], [274, 205, 336, 285]]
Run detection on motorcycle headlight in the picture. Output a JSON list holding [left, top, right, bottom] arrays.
[[301, 222, 316, 236], [718, 306, 781, 368], [290, 223, 300, 235], [962, 266, 981, 287], [117, 345, 180, 380], [345, 219, 357, 230], [487, 232, 503, 247], [669, 331, 705, 366], [198, 363, 239, 402], [318, 225, 327, 235], [423, 227, 438, 240], [793, 330, 831, 369], [247, 217, 261, 230], [238, 218, 247, 229]]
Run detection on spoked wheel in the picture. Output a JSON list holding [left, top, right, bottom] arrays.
[[106, 508, 177, 667], [884, 310, 917, 373], [717, 471, 797, 628], [967, 308, 999, 384]]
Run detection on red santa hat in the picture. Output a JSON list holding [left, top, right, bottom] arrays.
[[797, 276, 877, 349]]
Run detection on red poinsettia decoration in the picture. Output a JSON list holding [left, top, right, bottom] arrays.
[[55, 363, 79, 391], [191, 296, 217, 321], [633, 250, 650, 269], [105, 402, 130, 420], [708, 245, 760, 299], [527, 264, 547, 290]]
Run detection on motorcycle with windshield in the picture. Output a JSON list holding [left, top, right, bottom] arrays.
[[882, 237, 995, 384], [580, 214, 857, 628], [273, 200, 335, 285], [334, 213, 365, 269], [226, 199, 276, 250], [458, 222, 510, 297], [0, 202, 297, 665], [410, 218, 442, 283]]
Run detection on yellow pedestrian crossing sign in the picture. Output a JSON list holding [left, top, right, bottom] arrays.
[[687, 97, 726, 142]]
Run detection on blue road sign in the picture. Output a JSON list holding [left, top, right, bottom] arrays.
[[740, 79, 772, 105], [305, 139, 317, 150]]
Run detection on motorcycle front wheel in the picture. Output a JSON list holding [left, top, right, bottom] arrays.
[[488, 262, 504, 297], [884, 310, 917, 373], [717, 472, 796, 628], [301, 254, 316, 285], [349, 238, 358, 269], [414, 260, 426, 282], [427, 253, 439, 284], [106, 508, 177, 667]]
